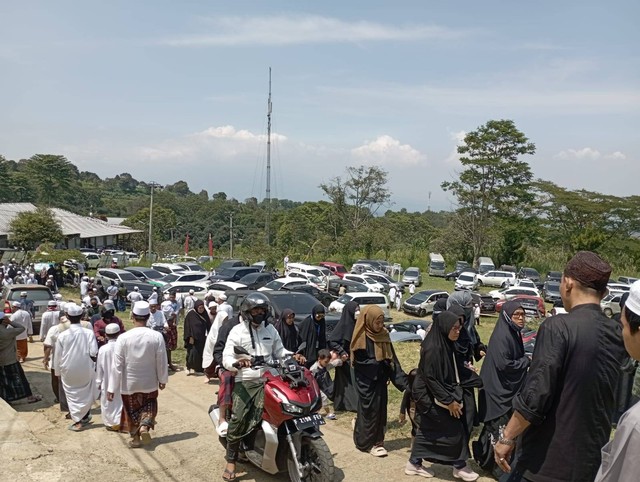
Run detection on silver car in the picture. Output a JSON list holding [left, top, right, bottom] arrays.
[[402, 267, 422, 287]]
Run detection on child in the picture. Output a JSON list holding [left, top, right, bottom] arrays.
[[310, 349, 338, 420]]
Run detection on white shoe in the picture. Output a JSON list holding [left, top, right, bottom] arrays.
[[453, 465, 479, 481], [404, 461, 434, 478], [216, 421, 228, 437]]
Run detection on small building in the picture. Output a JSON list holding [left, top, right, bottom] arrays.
[[0, 203, 141, 250]]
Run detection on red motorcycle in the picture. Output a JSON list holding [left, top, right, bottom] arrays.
[[209, 345, 335, 482]]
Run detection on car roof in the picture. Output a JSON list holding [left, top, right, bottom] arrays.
[[98, 268, 131, 274], [414, 290, 446, 295], [124, 266, 158, 273], [4, 283, 51, 290]]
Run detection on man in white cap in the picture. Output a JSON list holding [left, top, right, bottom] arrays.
[[147, 300, 168, 333], [108, 301, 168, 448], [80, 276, 90, 297], [93, 300, 125, 348], [19, 291, 35, 318], [217, 293, 233, 318], [96, 323, 122, 431], [54, 303, 98, 431], [127, 286, 143, 305], [183, 289, 197, 312], [39, 300, 60, 341], [147, 286, 159, 305], [10, 301, 33, 363]]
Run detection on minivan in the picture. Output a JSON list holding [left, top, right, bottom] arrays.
[[318, 261, 347, 279], [477, 257, 495, 274], [285, 262, 326, 279], [428, 253, 446, 277], [402, 267, 422, 286], [328, 292, 390, 319]]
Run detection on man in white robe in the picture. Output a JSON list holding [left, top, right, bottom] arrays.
[[54, 303, 98, 431], [216, 294, 234, 318], [39, 301, 60, 342], [95, 323, 122, 431]]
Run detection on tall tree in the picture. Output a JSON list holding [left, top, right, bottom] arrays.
[[9, 207, 64, 249], [25, 154, 79, 206], [441, 119, 536, 263]]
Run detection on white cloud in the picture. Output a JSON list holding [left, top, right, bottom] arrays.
[[351, 135, 424, 166], [158, 15, 470, 47], [553, 148, 627, 161], [444, 130, 466, 164]]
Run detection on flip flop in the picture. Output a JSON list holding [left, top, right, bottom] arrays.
[[129, 438, 142, 448], [27, 395, 42, 404], [140, 431, 152, 445], [370, 446, 388, 457], [222, 469, 236, 481], [68, 423, 83, 432]]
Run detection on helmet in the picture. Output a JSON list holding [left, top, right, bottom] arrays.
[[240, 292, 271, 324]]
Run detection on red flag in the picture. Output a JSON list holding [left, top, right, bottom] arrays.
[[184, 232, 190, 255], [208, 233, 214, 258]]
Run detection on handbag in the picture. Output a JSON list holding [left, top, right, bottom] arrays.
[[434, 353, 464, 409]]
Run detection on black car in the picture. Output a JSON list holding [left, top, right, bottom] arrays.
[[471, 292, 496, 314], [215, 259, 247, 271], [282, 284, 336, 308], [386, 319, 431, 334], [517, 267, 541, 283], [124, 266, 166, 283], [327, 279, 369, 297], [542, 281, 561, 302], [546, 271, 562, 282], [224, 290, 341, 335], [237, 271, 276, 290], [445, 267, 477, 281], [211, 266, 260, 282]]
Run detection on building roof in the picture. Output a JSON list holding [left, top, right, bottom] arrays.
[[0, 203, 141, 239]]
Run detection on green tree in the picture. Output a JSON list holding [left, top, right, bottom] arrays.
[[9, 207, 64, 249], [25, 154, 79, 206], [441, 119, 536, 264]]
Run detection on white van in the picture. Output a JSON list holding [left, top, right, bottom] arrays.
[[477, 257, 495, 275], [428, 253, 446, 277], [328, 292, 390, 318], [285, 262, 325, 278]]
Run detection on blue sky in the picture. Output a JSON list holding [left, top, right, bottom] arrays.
[[1, 1, 638, 211]]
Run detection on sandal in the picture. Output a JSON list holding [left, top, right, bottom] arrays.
[[370, 445, 388, 457], [140, 430, 152, 445], [129, 438, 142, 448], [222, 468, 236, 481], [68, 422, 83, 432], [27, 395, 42, 404]]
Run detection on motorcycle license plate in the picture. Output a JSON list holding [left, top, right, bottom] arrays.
[[293, 413, 325, 431]]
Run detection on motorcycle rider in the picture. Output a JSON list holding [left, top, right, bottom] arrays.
[[221, 292, 305, 481]]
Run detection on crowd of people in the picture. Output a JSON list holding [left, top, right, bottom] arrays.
[[2, 250, 640, 482]]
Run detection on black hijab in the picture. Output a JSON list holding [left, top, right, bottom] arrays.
[[328, 300, 358, 353], [298, 304, 327, 368], [275, 308, 299, 352], [432, 298, 448, 323], [479, 301, 529, 421], [184, 299, 211, 341]]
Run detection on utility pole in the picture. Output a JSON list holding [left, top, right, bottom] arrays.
[[265, 67, 272, 246], [229, 213, 234, 258], [148, 182, 158, 260]]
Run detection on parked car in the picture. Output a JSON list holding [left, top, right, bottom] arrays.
[[488, 286, 540, 301], [607, 282, 631, 295], [546, 271, 562, 282], [82, 252, 102, 269], [282, 284, 336, 308], [288, 271, 327, 290], [517, 267, 541, 283], [327, 279, 370, 297], [618, 276, 639, 285], [402, 267, 422, 286], [601, 293, 623, 317], [161, 283, 210, 300], [550, 300, 567, 316], [342, 274, 385, 293], [402, 290, 449, 317], [197, 256, 214, 264], [211, 266, 261, 283], [350, 263, 375, 274], [499, 265, 517, 273], [124, 267, 166, 283], [455, 272, 478, 291], [176, 262, 206, 272], [386, 319, 431, 334], [215, 259, 247, 272], [471, 292, 496, 314], [318, 261, 348, 279], [354, 260, 384, 271], [236, 272, 277, 290], [445, 267, 477, 281], [150, 271, 211, 287], [328, 292, 390, 319], [223, 290, 341, 334], [1, 284, 53, 334], [476, 270, 516, 288], [514, 278, 540, 293], [151, 263, 187, 275], [496, 295, 546, 318], [365, 271, 404, 293], [542, 281, 561, 303], [95, 269, 154, 300], [207, 281, 248, 299], [258, 277, 310, 292]]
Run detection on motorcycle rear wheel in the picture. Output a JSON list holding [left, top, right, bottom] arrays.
[[287, 437, 335, 482]]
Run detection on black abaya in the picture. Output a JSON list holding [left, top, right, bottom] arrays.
[[183, 301, 211, 373], [297, 305, 327, 368], [328, 300, 359, 412], [274, 308, 300, 352]]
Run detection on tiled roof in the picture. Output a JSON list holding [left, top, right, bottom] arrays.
[[0, 203, 141, 238]]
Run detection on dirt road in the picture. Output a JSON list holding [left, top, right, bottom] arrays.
[[7, 342, 494, 482]]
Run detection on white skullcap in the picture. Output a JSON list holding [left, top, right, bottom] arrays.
[[102, 299, 115, 311], [20, 291, 27, 296], [54, 293, 62, 300], [189, 289, 194, 294], [218, 294, 227, 301], [12, 301, 21, 308], [134, 286, 139, 291], [132, 301, 150, 317], [208, 301, 218, 309], [47, 300, 58, 307], [161, 304, 174, 316], [105, 323, 120, 335], [625, 280, 640, 317], [65, 303, 83, 316]]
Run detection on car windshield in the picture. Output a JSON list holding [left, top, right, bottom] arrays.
[[408, 293, 429, 303], [142, 270, 164, 279], [546, 282, 560, 290], [306, 269, 323, 277], [263, 280, 285, 290], [161, 274, 179, 282], [335, 266, 347, 273], [602, 293, 616, 302], [336, 294, 354, 304], [8, 289, 52, 301], [118, 273, 138, 281], [405, 269, 419, 276], [431, 262, 445, 269], [459, 274, 474, 281], [238, 273, 260, 283], [363, 277, 378, 285], [270, 294, 327, 314], [308, 276, 322, 283]]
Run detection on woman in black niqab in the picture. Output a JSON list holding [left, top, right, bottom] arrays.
[[328, 300, 359, 412], [297, 304, 327, 368], [183, 300, 211, 374], [274, 308, 299, 352]]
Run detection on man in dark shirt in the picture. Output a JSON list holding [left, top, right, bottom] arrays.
[[495, 251, 626, 482]]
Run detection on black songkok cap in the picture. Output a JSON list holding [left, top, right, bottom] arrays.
[[564, 251, 611, 292]]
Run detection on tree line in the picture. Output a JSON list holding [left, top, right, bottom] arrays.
[[2, 119, 639, 275]]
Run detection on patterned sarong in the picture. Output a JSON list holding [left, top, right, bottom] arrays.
[[120, 390, 158, 436], [0, 362, 33, 402], [226, 380, 265, 445]]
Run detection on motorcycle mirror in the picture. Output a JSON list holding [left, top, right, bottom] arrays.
[[296, 342, 307, 354], [234, 346, 250, 356]]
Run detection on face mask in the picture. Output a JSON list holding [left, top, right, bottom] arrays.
[[252, 312, 267, 325]]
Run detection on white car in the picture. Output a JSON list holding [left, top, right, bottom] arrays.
[[515, 278, 540, 294], [152, 263, 188, 275], [607, 282, 631, 295], [287, 270, 326, 290], [476, 270, 516, 288], [455, 272, 478, 290], [258, 277, 310, 291], [342, 274, 384, 292], [154, 271, 211, 286], [329, 292, 390, 319], [489, 286, 540, 301], [207, 281, 247, 299]]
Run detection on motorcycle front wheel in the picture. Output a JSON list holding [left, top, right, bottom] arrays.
[[287, 436, 335, 482]]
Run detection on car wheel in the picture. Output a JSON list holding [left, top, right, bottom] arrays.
[[477, 280, 483, 287], [603, 308, 613, 318], [501, 282, 507, 288], [418, 308, 426, 318]]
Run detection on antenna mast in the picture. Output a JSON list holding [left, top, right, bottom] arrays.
[[265, 67, 272, 246]]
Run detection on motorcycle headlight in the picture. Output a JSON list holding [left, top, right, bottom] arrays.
[[281, 402, 304, 415]]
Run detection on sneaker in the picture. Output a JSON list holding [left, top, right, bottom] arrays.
[[453, 465, 479, 482], [326, 413, 336, 420], [405, 461, 435, 478], [216, 421, 228, 437]]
